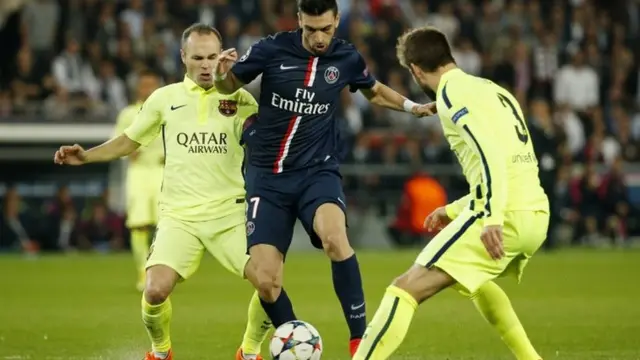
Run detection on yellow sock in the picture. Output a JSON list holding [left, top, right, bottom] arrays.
[[141, 296, 172, 353], [470, 281, 541, 360], [240, 291, 272, 355], [353, 285, 418, 360], [131, 228, 151, 284]]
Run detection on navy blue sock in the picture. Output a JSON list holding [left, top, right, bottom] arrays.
[[331, 254, 366, 339], [259, 288, 296, 327]]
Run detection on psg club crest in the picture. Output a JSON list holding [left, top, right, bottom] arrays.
[[246, 221, 255, 236], [324, 66, 340, 84], [239, 46, 251, 62], [218, 100, 238, 117]]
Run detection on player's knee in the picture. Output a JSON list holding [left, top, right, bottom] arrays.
[[144, 280, 172, 305], [320, 231, 352, 261], [255, 269, 282, 302], [144, 266, 178, 305], [392, 272, 420, 301], [247, 245, 284, 302], [392, 265, 450, 304]]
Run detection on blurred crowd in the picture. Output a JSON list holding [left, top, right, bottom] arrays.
[[1, 184, 125, 253], [1, 0, 640, 252]]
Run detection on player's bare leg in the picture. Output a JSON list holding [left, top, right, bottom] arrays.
[[142, 264, 179, 360], [313, 203, 366, 356], [246, 244, 297, 327]]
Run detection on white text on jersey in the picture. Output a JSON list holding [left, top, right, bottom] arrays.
[[270, 88, 330, 115]]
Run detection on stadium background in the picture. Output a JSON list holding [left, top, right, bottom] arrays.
[[0, 0, 639, 359]]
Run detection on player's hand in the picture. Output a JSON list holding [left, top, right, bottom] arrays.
[[412, 102, 437, 117], [423, 206, 452, 232], [481, 225, 505, 260], [53, 144, 87, 166], [215, 48, 238, 78]]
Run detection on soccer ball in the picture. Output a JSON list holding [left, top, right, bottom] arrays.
[[269, 320, 323, 360]]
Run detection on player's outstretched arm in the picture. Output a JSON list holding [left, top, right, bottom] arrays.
[[360, 81, 434, 117], [53, 135, 141, 165], [114, 106, 142, 161]]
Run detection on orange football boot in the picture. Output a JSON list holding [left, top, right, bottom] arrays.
[[350, 338, 362, 357], [144, 350, 173, 360]]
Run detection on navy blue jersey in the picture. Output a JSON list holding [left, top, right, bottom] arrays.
[[232, 30, 376, 173]]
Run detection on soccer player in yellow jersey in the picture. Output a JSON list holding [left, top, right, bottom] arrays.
[[114, 71, 163, 291], [53, 23, 271, 360], [354, 27, 549, 360]]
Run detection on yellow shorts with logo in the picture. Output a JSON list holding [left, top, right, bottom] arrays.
[[416, 209, 549, 294], [146, 210, 248, 279], [125, 165, 163, 228]]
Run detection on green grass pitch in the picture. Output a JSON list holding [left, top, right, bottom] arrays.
[[1, 249, 639, 359]]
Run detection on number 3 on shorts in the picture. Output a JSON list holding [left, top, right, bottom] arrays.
[[249, 197, 260, 219]]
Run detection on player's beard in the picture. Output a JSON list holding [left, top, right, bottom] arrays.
[[309, 44, 328, 56]]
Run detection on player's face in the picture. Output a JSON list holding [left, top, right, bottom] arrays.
[[298, 11, 339, 55], [137, 75, 159, 102], [181, 33, 221, 89]]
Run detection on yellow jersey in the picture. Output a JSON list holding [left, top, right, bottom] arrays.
[[124, 76, 258, 222], [436, 69, 549, 226]]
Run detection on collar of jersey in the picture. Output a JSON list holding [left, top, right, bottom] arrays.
[[437, 68, 464, 96], [183, 75, 217, 94]]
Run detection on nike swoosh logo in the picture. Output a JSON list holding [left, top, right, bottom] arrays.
[[280, 64, 297, 70], [350, 302, 365, 310], [171, 104, 187, 111]]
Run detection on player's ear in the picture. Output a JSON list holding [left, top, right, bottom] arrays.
[[334, 12, 340, 28], [180, 48, 187, 66], [297, 12, 302, 28], [409, 63, 421, 77]]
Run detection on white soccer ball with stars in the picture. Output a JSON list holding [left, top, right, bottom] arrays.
[[269, 320, 323, 360]]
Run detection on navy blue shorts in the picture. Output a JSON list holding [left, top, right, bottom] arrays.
[[244, 158, 346, 255]]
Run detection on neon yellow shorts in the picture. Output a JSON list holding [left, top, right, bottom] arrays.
[[146, 210, 248, 280], [415, 209, 549, 293], [125, 166, 162, 228]]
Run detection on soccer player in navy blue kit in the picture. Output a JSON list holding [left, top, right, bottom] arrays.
[[214, 0, 432, 357]]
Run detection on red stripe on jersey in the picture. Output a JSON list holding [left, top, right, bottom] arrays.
[[273, 114, 302, 173], [303, 57, 318, 87]]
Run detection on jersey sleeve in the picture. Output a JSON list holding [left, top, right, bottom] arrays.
[[443, 83, 508, 226], [231, 39, 272, 85], [114, 107, 133, 137], [235, 90, 259, 141], [348, 50, 376, 93], [124, 90, 164, 146]]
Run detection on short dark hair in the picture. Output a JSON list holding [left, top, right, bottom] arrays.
[[181, 23, 222, 48], [297, 0, 338, 15], [396, 27, 455, 72]]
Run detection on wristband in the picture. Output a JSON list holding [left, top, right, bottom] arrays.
[[403, 99, 417, 113], [214, 72, 227, 81]]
